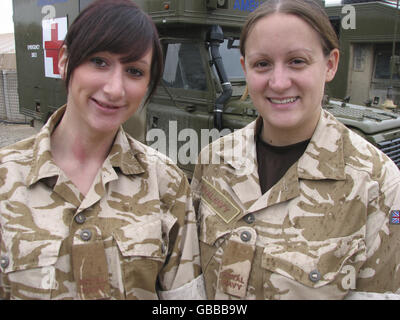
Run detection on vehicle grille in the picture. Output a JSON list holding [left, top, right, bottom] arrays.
[[377, 137, 400, 169]]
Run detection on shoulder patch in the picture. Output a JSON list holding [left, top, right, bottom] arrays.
[[390, 210, 400, 225], [201, 178, 240, 224]]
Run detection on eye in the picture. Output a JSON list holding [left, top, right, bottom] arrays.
[[127, 67, 144, 78], [90, 57, 107, 68], [254, 60, 270, 69], [290, 58, 306, 67]]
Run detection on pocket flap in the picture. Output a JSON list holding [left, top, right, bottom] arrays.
[[198, 201, 232, 246], [261, 237, 366, 288], [0, 233, 62, 273], [113, 220, 164, 258]]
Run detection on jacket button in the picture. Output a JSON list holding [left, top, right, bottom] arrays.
[[0, 256, 9, 269], [74, 213, 86, 225], [244, 214, 255, 224], [80, 229, 92, 241], [309, 270, 321, 283], [240, 231, 252, 242]]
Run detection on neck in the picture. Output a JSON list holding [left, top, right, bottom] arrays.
[[261, 109, 321, 146], [51, 110, 116, 166]]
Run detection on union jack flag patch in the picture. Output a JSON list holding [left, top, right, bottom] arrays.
[[390, 210, 400, 225]]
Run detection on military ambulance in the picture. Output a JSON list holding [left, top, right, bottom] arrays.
[[12, 0, 400, 176]]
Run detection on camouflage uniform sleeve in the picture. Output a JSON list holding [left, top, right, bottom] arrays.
[[0, 229, 9, 299], [0, 241, 9, 300], [0, 187, 9, 300], [0, 274, 6, 299], [347, 165, 400, 299], [157, 168, 206, 300], [191, 155, 204, 216]]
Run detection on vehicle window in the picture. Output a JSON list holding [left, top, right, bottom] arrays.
[[213, 39, 244, 81], [353, 43, 367, 72], [373, 43, 400, 80], [79, 0, 93, 11], [163, 43, 207, 91]]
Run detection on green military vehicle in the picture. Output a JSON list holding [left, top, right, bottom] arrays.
[[12, 0, 400, 176], [325, 1, 400, 108]]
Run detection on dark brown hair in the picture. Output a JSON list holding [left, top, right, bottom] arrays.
[[62, 0, 163, 104], [240, 0, 339, 58]]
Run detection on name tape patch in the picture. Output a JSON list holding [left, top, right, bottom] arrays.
[[201, 178, 240, 224]]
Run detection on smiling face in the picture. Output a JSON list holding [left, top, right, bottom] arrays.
[[59, 47, 152, 135], [241, 13, 339, 145]]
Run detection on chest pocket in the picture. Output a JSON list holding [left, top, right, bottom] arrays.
[[198, 200, 258, 299], [0, 232, 62, 300], [198, 201, 232, 250], [113, 216, 176, 299], [260, 236, 367, 299], [114, 220, 168, 258]]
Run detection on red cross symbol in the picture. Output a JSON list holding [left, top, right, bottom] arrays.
[[44, 23, 64, 75]]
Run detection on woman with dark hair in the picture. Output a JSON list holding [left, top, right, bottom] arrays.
[[0, 0, 205, 300], [192, 0, 400, 300]]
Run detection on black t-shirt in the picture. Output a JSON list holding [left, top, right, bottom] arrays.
[[256, 133, 310, 194]]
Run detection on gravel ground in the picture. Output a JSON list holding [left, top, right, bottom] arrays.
[[0, 121, 41, 149]]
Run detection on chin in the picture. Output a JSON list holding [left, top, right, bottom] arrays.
[[264, 113, 302, 128], [90, 121, 120, 135]]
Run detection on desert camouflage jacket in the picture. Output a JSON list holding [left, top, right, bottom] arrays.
[[191, 109, 400, 300], [0, 106, 205, 300]]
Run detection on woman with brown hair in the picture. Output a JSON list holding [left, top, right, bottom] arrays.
[[0, 0, 205, 300], [192, 0, 400, 300]]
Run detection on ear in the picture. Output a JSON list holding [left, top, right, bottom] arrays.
[[58, 45, 68, 80], [325, 48, 339, 82], [240, 56, 247, 77]]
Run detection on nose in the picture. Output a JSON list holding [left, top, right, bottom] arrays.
[[103, 66, 125, 101], [268, 64, 291, 92]]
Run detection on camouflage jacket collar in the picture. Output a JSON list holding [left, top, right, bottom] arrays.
[[298, 110, 346, 181], [27, 105, 145, 187], [109, 127, 146, 176], [215, 109, 346, 181]]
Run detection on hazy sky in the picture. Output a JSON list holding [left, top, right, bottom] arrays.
[[0, 0, 13, 34], [0, 0, 343, 35]]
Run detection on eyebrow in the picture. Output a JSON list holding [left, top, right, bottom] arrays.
[[134, 60, 150, 68], [246, 48, 314, 60], [287, 48, 314, 55], [120, 57, 149, 65], [120, 54, 152, 68]]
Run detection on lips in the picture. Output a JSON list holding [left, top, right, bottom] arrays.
[[268, 97, 299, 104], [91, 98, 124, 110]]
